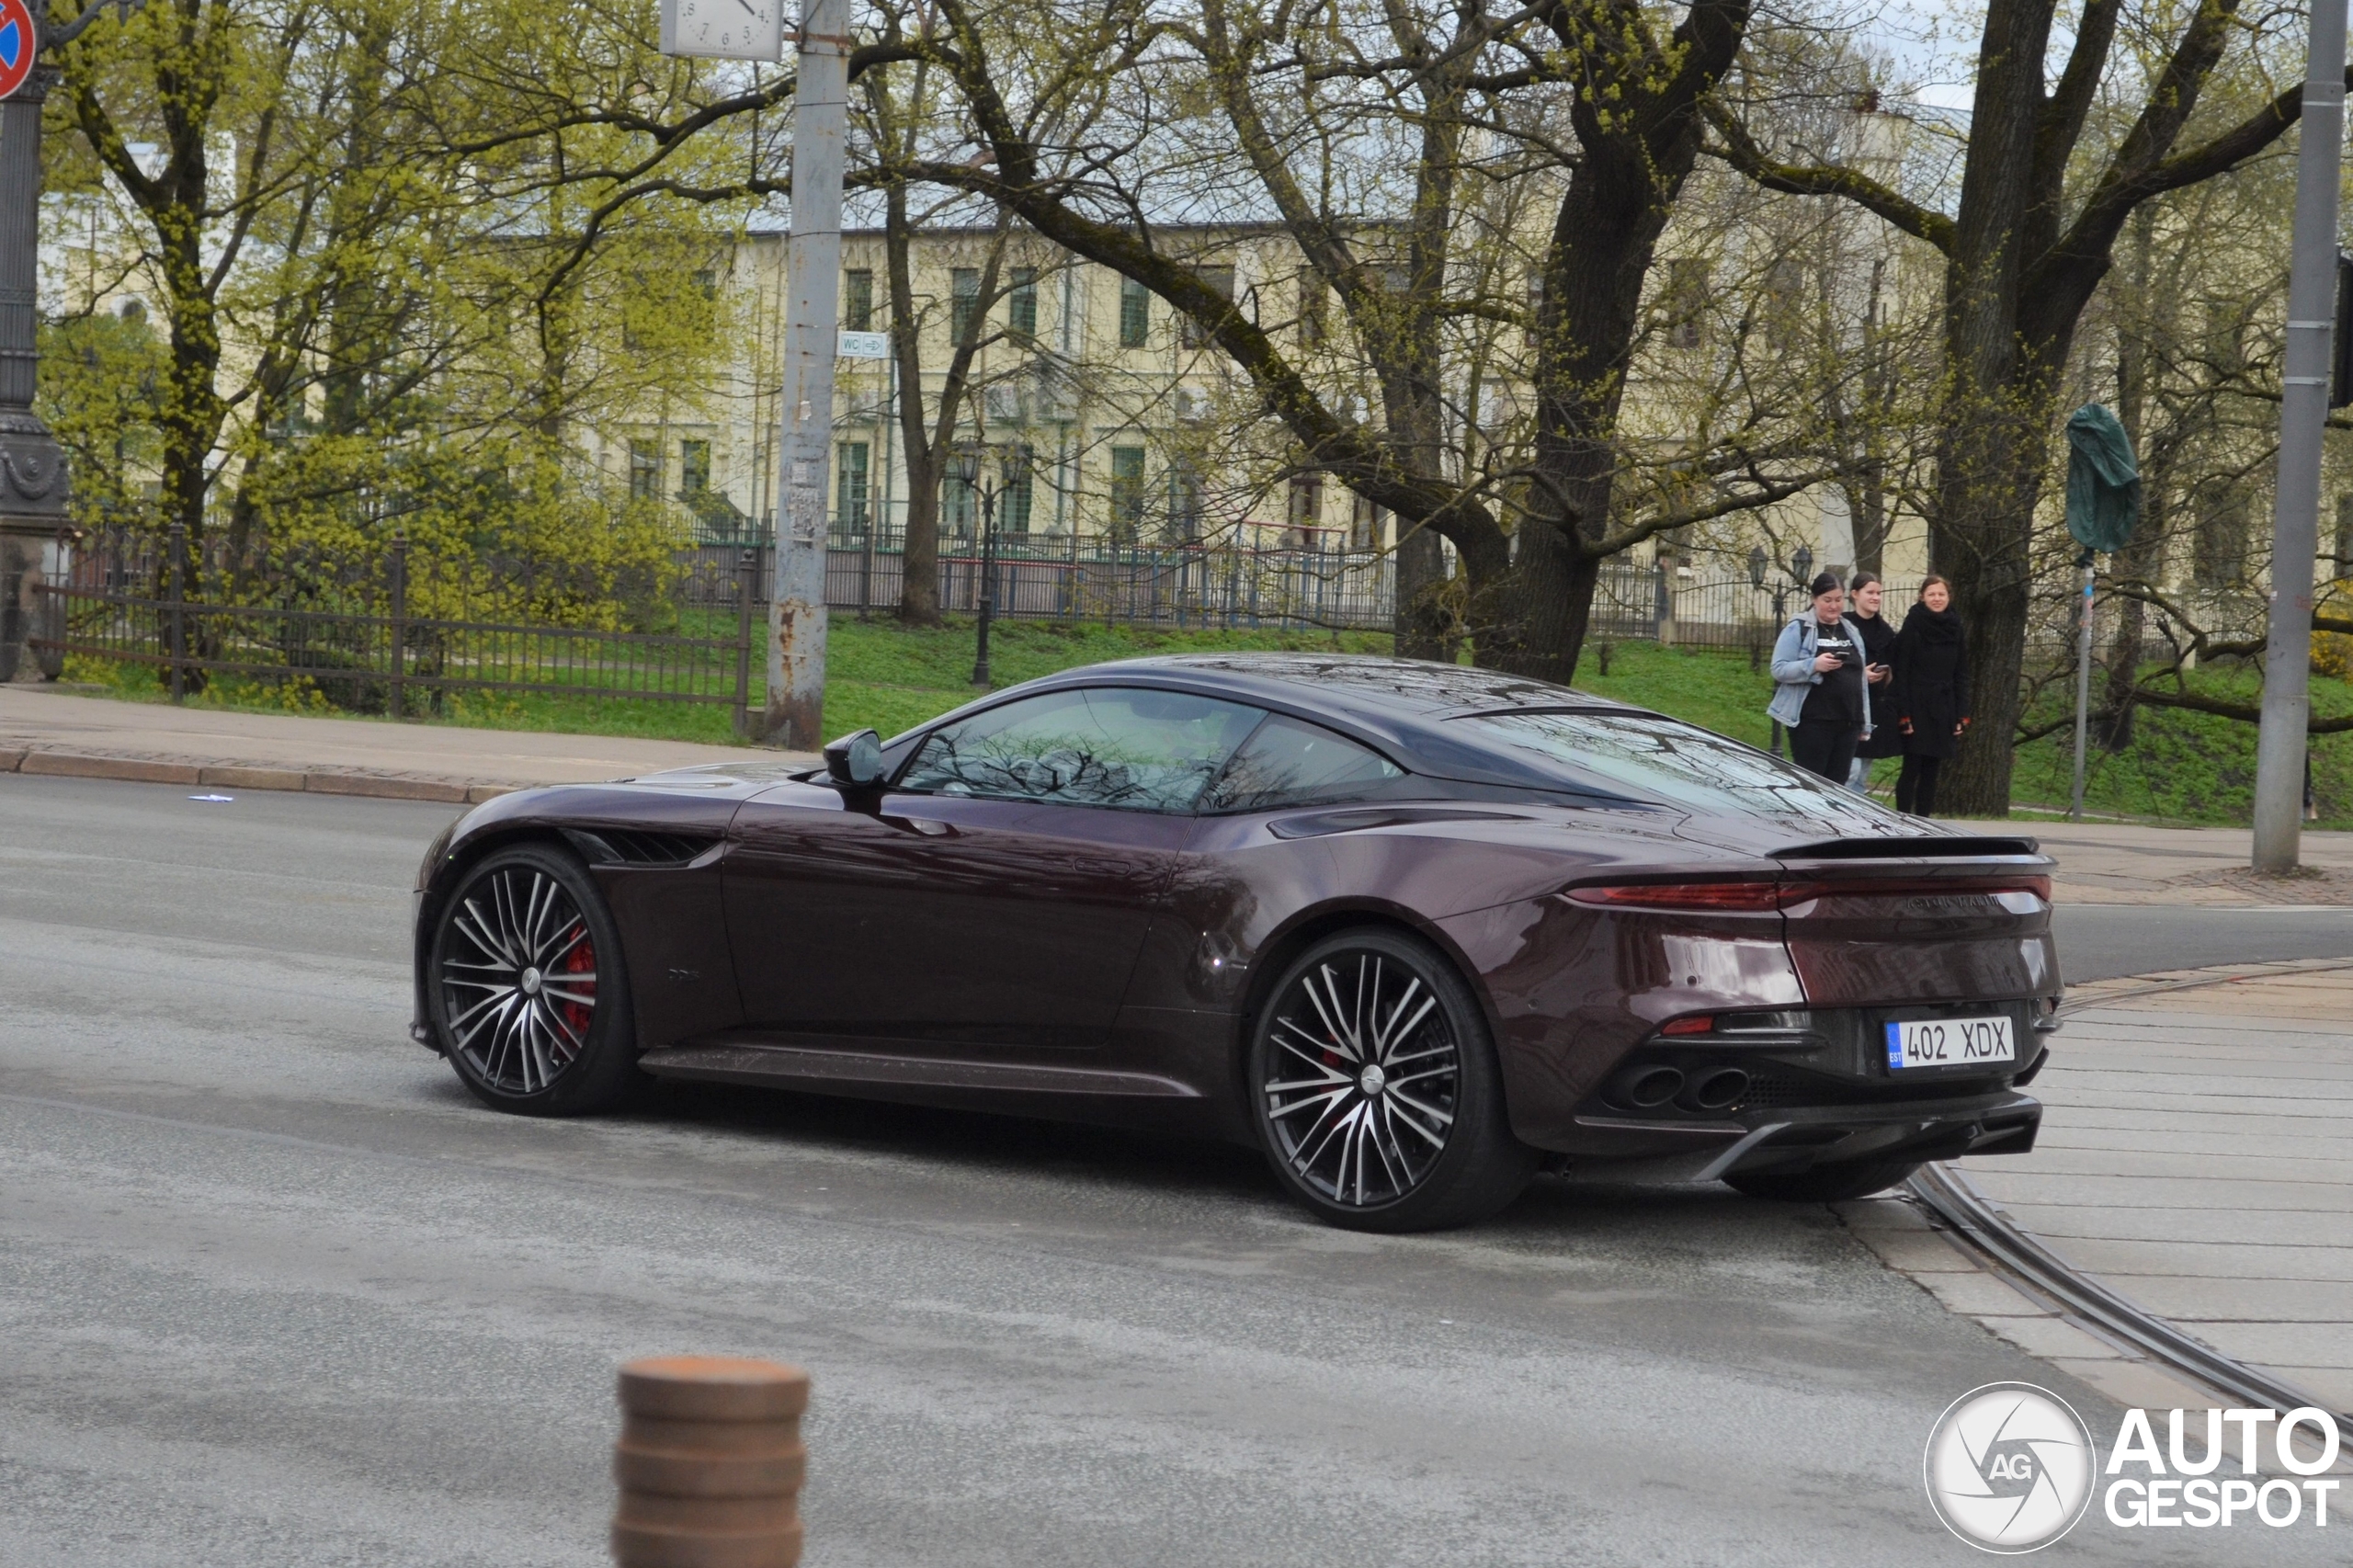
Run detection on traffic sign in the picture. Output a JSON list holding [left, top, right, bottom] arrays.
[[0, 0, 37, 103]]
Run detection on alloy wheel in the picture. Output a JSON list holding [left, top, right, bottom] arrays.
[[438, 864, 599, 1095], [1261, 949, 1462, 1207]]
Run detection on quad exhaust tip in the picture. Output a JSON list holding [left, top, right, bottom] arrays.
[[1681, 1068, 1750, 1112], [1609, 1065, 1684, 1108]]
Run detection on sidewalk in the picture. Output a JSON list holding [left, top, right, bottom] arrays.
[[2016, 822, 2353, 905], [0, 684, 810, 803], [1847, 960, 2353, 1418]]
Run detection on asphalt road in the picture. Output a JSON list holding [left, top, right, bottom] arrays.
[[2, 774, 2341, 1567], [2053, 902, 2353, 982]]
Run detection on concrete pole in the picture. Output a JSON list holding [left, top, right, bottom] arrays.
[[2069, 559, 2094, 822], [2253, 0, 2350, 870], [760, 0, 847, 747], [0, 66, 74, 684]]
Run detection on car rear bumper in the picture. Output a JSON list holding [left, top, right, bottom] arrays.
[[1564, 1087, 2041, 1172]]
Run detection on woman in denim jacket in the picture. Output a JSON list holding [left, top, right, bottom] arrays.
[[1767, 572, 1873, 784]]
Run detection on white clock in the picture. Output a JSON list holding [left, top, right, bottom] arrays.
[[659, 0, 785, 61]]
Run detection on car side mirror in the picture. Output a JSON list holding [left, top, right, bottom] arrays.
[[823, 728, 885, 790]]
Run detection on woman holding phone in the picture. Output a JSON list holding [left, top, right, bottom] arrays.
[[1846, 571, 1900, 793], [1889, 575, 1971, 815], [1768, 571, 1873, 783]]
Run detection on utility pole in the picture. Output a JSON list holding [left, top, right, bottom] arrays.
[[2253, 0, 2350, 870], [762, 0, 847, 747]]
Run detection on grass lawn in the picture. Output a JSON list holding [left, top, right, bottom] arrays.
[[59, 619, 2353, 828]]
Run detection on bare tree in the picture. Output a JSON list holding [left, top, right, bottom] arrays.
[[1711, 0, 2337, 810]]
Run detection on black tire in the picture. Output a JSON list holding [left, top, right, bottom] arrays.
[[1724, 1156, 1923, 1204], [1248, 927, 1537, 1232], [427, 842, 641, 1116]]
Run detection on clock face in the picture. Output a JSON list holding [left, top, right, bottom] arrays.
[[659, 0, 785, 61]]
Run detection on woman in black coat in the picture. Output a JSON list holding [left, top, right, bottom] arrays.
[[1846, 572, 1902, 792], [1889, 575, 1971, 815]]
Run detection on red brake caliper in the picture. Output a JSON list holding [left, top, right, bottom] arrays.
[[559, 926, 596, 1039]]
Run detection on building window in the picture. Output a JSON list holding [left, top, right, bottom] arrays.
[[950, 267, 982, 342], [1007, 267, 1038, 339], [1120, 278, 1151, 348], [1350, 492, 1384, 551], [1166, 463, 1203, 543], [836, 441, 870, 535], [679, 439, 710, 495], [1663, 257, 1710, 350], [2193, 478, 2248, 586], [843, 268, 874, 332], [1109, 445, 1147, 540], [1179, 265, 1234, 349], [942, 471, 977, 540], [1287, 473, 1322, 542], [1002, 447, 1035, 533], [628, 438, 660, 501]]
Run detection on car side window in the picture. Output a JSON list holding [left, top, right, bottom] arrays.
[[1199, 714, 1404, 812], [900, 687, 1265, 813]]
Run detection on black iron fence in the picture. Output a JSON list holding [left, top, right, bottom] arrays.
[[33, 526, 766, 730], [678, 535, 1398, 630], [31, 523, 1949, 728]]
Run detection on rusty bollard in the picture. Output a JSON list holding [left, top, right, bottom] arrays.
[[611, 1355, 810, 1568]]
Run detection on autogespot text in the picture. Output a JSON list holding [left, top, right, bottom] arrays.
[[2101, 1407, 2340, 1530]]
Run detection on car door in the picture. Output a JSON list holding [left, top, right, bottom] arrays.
[[723, 685, 1266, 1055]]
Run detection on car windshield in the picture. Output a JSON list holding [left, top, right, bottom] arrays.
[[1453, 710, 1888, 827]]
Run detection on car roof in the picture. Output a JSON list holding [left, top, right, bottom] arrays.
[[989, 653, 1665, 793]]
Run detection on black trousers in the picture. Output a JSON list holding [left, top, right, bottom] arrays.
[[1897, 753, 1943, 815], [1788, 722, 1859, 785]]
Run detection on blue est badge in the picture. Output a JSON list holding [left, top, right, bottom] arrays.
[[1885, 1022, 1904, 1070]]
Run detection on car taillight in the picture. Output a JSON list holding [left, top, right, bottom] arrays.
[[1565, 874, 2051, 910], [1660, 1015, 1715, 1036], [1565, 881, 1801, 912], [1790, 875, 2053, 903]]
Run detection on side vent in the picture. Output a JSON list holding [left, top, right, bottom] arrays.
[[563, 828, 720, 868]]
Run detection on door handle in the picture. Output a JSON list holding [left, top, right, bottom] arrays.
[[882, 814, 954, 837]]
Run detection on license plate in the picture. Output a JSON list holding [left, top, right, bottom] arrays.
[[1886, 1016, 2016, 1071]]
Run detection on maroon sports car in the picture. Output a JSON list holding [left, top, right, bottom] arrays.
[[411, 655, 2059, 1230]]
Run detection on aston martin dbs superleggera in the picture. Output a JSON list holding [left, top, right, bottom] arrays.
[[411, 655, 2060, 1230]]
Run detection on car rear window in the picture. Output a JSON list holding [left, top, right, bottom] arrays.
[[1453, 710, 1883, 825], [1199, 715, 1404, 813]]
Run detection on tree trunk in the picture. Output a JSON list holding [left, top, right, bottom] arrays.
[[884, 185, 941, 626]]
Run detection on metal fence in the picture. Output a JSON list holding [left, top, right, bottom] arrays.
[[32, 526, 763, 729], [30, 522, 1939, 728], [676, 536, 1399, 630]]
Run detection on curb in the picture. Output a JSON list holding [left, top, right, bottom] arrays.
[[1, 744, 517, 804]]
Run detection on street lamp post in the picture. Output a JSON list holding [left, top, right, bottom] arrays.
[[0, 1, 153, 683], [0, 58, 73, 683], [954, 449, 1001, 687]]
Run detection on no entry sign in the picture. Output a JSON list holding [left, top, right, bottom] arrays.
[[0, 0, 35, 102]]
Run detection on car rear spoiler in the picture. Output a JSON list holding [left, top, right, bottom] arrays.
[[1769, 835, 2042, 860]]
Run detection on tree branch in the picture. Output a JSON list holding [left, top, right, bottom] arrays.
[[1702, 100, 1955, 251]]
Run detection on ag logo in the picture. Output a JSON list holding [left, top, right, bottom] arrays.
[[1924, 1382, 2096, 1552]]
